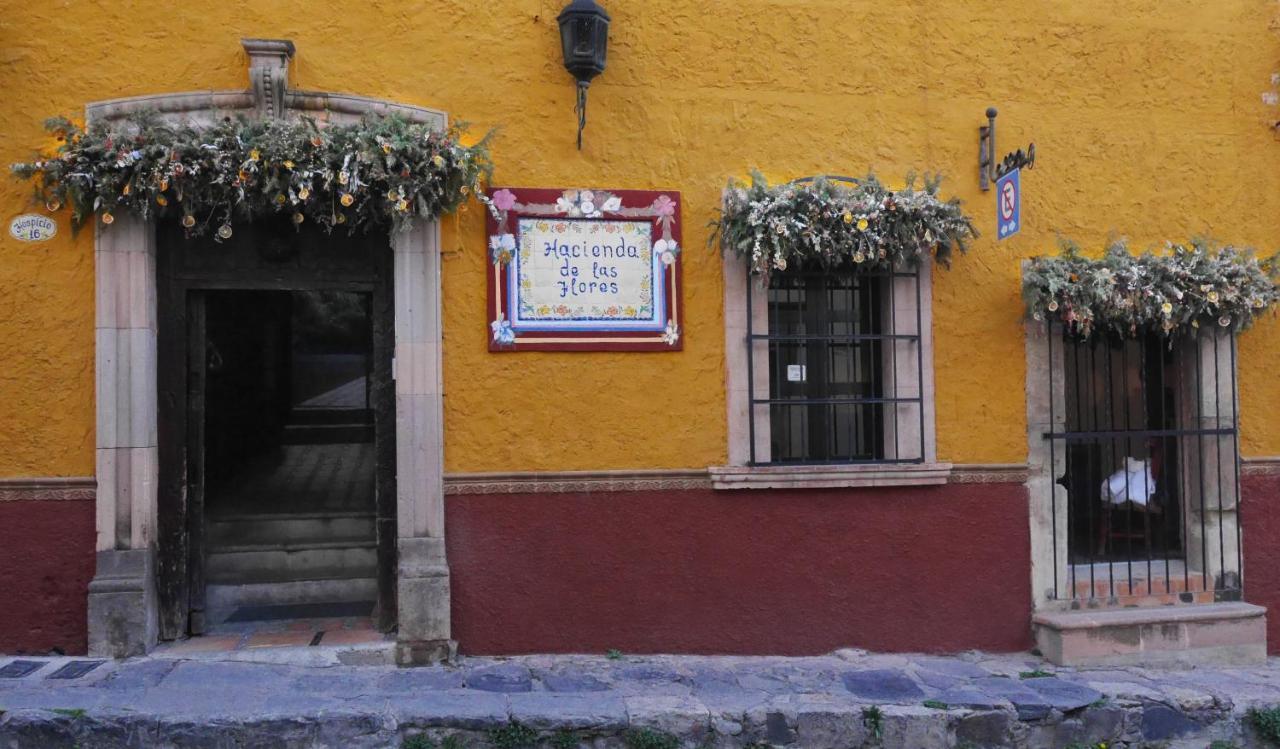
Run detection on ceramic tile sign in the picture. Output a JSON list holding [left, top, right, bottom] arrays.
[[9, 214, 56, 243], [485, 187, 682, 351]]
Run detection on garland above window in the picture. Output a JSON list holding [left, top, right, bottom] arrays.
[[710, 172, 977, 280], [1022, 241, 1279, 338], [10, 112, 493, 239]]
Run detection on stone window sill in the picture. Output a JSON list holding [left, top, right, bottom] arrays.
[[708, 463, 953, 490]]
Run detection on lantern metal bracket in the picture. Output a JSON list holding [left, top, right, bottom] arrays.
[[575, 81, 589, 151], [980, 107, 1037, 189], [996, 143, 1036, 179], [557, 0, 610, 151]]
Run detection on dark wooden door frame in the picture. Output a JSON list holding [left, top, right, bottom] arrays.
[[186, 292, 208, 635], [156, 223, 397, 638]]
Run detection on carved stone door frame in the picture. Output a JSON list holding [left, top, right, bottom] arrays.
[[87, 39, 452, 663]]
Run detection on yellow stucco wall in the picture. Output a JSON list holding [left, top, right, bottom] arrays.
[[1, 1, 1278, 477]]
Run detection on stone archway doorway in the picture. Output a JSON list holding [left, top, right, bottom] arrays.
[[87, 39, 453, 664]]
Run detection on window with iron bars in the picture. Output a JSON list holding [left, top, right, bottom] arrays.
[[1041, 327, 1242, 602], [746, 263, 929, 465]]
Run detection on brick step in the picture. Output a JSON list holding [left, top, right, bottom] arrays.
[[1069, 573, 1212, 600]]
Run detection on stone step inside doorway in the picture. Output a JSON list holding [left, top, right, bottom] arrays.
[[206, 578, 378, 616], [205, 511, 378, 626], [207, 511, 375, 548], [206, 539, 377, 584], [282, 406, 374, 445]]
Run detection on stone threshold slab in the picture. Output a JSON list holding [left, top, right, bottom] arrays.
[[1033, 601, 1267, 668], [1033, 601, 1266, 629]]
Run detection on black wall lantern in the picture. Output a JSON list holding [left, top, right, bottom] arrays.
[[557, 0, 610, 150]]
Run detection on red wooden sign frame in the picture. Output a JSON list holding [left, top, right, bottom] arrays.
[[484, 186, 683, 352]]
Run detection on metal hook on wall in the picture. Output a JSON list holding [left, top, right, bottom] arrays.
[[981, 106, 1036, 190]]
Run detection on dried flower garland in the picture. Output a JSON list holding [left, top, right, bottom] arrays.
[[1022, 240, 1280, 338], [710, 172, 977, 280], [11, 112, 493, 239]]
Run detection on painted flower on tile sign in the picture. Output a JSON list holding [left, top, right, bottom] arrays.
[[490, 318, 516, 345], [555, 193, 577, 214], [654, 238, 679, 266], [653, 194, 676, 217], [489, 233, 517, 263], [551, 189, 616, 218], [661, 320, 680, 345], [490, 188, 518, 212]]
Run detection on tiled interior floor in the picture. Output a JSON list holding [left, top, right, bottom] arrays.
[[162, 616, 388, 654], [298, 376, 367, 408]]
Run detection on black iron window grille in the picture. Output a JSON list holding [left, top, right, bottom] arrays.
[[1043, 327, 1242, 602], [746, 264, 927, 465]]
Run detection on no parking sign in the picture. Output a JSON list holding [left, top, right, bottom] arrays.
[[996, 168, 1020, 240]]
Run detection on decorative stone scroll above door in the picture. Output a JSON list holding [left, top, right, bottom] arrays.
[[88, 39, 453, 663]]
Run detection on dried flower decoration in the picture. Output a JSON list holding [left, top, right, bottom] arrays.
[[1023, 239, 1279, 338], [12, 112, 494, 239]]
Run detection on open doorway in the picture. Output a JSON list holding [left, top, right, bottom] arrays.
[[157, 218, 398, 641], [198, 290, 378, 628]]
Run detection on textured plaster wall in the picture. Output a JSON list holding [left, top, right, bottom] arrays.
[[447, 484, 1033, 654], [1243, 474, 1280, 654], [2, 1, 1280, 476], [0, 500, 95, 655]]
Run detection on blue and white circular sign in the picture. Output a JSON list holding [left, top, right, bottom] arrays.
[[9, 214, 57, 242]]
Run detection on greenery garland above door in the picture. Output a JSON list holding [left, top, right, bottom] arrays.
[[11, 111, 494, 239]]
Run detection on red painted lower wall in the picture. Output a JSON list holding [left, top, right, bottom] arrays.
[[4, 471, 1271, 657], [1243, 472, 1280, 654], [447, 483, 1034, 655], [0, 500, 95, 655]]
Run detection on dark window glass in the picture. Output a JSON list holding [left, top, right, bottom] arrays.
[[765, 268, 885, 463], [1061, 333, 1185, 564]]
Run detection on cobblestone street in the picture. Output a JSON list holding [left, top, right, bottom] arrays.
[[4, 647, 1280, 747]]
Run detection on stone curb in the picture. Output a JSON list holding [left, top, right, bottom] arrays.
[[0, 699, 1266, 748], [3, 651, 1279, 748]]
